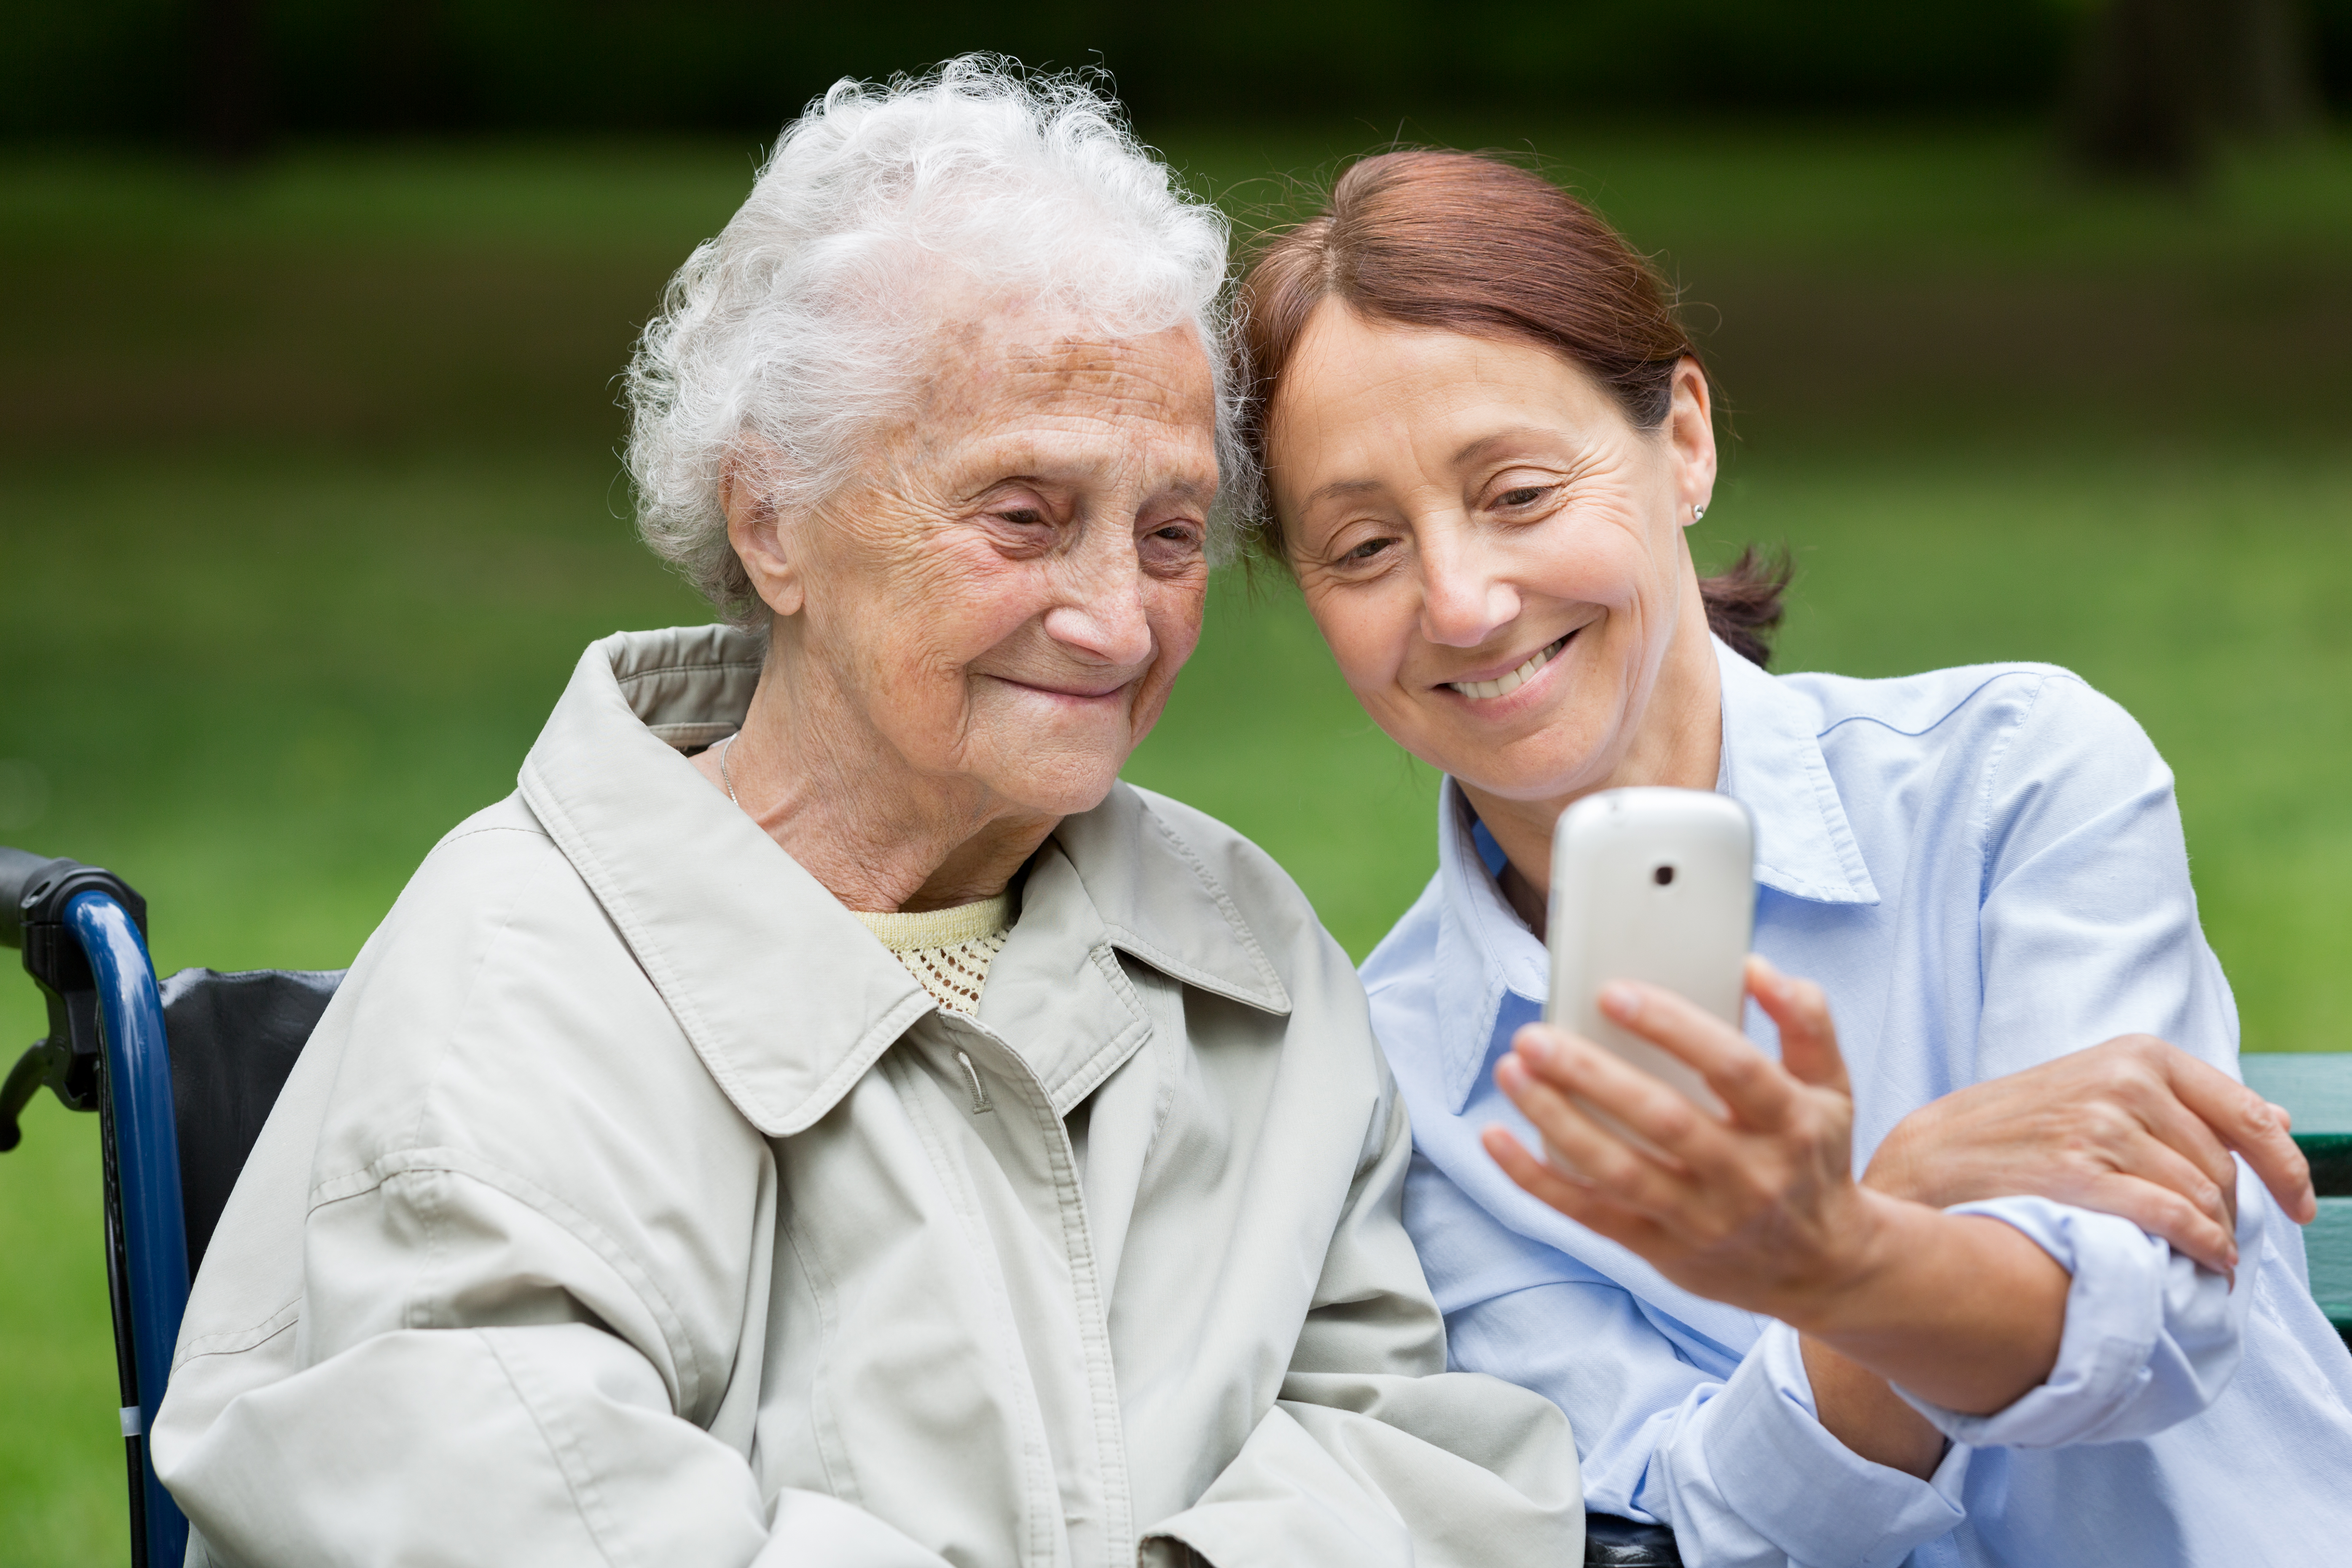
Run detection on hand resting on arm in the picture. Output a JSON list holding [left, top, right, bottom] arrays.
[[1863, 1034, 2314, 1275], [1485, 958, 2071, 1477]]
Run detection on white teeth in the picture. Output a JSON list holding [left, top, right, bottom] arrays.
[[1450, 636, 1568, 701]]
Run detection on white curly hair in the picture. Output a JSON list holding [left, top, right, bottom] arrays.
[[624, 56, 1240, 625]]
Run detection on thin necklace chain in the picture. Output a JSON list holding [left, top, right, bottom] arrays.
[[718, 733, 741, 805]]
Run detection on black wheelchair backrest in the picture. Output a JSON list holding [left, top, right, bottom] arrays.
[[158, 968, 344, 1278]]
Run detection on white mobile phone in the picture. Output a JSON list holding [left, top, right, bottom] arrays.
[[1544, 787, 1756, 1117]]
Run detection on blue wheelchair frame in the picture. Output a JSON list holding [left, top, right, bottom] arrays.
[[3, 854, 189, 1568]]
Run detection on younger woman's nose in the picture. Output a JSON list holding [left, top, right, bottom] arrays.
[[1418, 537, 1522, 649]]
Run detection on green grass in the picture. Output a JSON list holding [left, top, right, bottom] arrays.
[[4, 124, 2350, 1561]]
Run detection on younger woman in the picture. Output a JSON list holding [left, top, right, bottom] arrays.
[[1237, 150, 2351, 1566]]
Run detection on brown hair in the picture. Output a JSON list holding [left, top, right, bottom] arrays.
[[1237, 150, 1789, 668]]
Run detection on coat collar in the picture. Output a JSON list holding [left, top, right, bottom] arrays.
[[1050, 785, 1292, 1018], [517, 627, 1285, 1138], [1431, 635, 1879, 1115]]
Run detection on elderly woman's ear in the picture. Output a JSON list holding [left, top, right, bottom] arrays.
[[721, 442, 804, 618]]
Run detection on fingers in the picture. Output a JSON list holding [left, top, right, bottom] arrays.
[[1497, 1037, 1699, 1212], [2099, 1071, 2241, 1232], [1482, 1123, 1675, 1253], [2149, 1039, 2316, 1224], [1746, 956, 1853, 1098], [2075, 1168, 2239, 1274], [2109, 1112, 2239, 1260], [1508, 1023, 1726, 1171], [2256, 1112, 2317, 1224], [1595, 980, 1805, 1132]]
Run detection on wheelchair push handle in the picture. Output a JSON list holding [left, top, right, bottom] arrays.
[[3, 847, 151, 1148], [0, 844, 72, 949], [2, 846, 148, 954]]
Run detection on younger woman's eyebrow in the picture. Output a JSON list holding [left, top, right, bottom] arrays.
[[1305, 475, 1385, 506], [1451, 426, 1574, 467]]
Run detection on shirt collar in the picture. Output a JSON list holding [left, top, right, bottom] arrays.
[[1428, 635, 1878, 1113], [518, 626, 1287, 1138], [1713, 635, 1880, 908]]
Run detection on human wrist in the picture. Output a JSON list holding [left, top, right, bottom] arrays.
[[1798, 1332, 1949, 1479], [1790, 1202, 2070, 1416], [1777, 1188, 1932, 1341]]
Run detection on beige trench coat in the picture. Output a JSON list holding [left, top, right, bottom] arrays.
[[153, 626, 1583, 1568]]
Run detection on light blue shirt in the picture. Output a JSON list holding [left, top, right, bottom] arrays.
[[1363, 637, 2352, 1568]]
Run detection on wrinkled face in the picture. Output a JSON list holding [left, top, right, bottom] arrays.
[[1267, 303, 1709, 804], [766, 314, 1219, 818]]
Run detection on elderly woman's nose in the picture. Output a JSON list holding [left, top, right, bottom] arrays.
[[1041, 577, 1155, 668], [1418, 536, 1522, 649]]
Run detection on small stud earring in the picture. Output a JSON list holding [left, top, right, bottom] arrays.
[[1692, 502, 1708, 523]]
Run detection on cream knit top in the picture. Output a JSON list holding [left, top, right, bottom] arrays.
[[851, 894, 1013, 1018]]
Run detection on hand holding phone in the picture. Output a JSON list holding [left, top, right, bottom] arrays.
[[1488, 961, 2075, 1425]]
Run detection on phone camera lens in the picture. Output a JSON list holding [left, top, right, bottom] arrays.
[[1652, 864, 1675, 886]]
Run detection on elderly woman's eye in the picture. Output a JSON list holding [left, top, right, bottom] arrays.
[[1496, 485, 1551, 509], [994, 506, 1049, 527], [1342, 536, 1396, 566], [1141, 521, 1205, 564]]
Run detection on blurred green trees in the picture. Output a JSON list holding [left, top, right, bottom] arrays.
[[13, 0, 2348, 150], [2069, 0, 2328, 178]]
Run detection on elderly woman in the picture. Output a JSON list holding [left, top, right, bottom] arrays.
[[150, 71, 1584, 1568], [1238, 150, 2352, 1566]]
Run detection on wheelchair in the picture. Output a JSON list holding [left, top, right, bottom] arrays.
[[10, 844, 2348, 1568], [2, 846, 338, 1567]]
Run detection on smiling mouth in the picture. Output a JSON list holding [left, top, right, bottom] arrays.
[[989, 673, 1132, 701], [1446, 633, 1573, 701]]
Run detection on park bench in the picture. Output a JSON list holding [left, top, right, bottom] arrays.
[[5, 844, 2347, 1566], [2241, 1053, 2352, 1348]]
